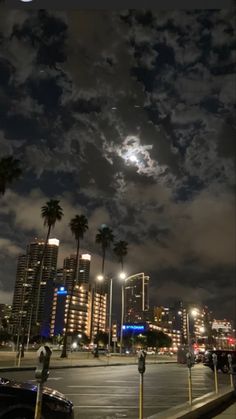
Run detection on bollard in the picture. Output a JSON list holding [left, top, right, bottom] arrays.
[[186, 352, 194, 405], [227, 354, 234, 388], [212, 353, 218, 394], [34, 345, 52, 419], [138, 350, 146, 419]]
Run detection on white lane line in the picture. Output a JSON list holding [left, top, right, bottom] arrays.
[[72, 405, 170, 409], [67, 385, 135, 388], [106, 380, 138, 383], [64, 393, 178, 397], [64, 394, 187, 400], [30, 378, 62, 382], [66, 383, 160, 390]]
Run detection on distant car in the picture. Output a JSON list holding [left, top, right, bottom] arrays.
[[146, 350, 156, 355], [203, 350, 236, 373], [0, 377, 74, 419], [92, 348, 108, 355]]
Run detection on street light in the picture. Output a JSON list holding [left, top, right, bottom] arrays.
[[96, 274, 104, 337], [95, 273, 126, 353], [187, 308, 199, 351], [119, 272, 126, 355]]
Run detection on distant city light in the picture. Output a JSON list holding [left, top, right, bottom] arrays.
[[48, 238, 59, 246], [57, 287, 67, 295]]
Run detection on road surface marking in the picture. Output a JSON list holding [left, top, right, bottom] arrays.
[[64, 393, 179, 397], [30, 377, 62, 381], [72, 405, 171, 409], [106, 380, 137, 383]]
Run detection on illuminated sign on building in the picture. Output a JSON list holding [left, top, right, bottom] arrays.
[[57, 287, 67, 295], [122, 324, 145, 332], [48, 238, 60, 247], [81, 254, 91, 261]]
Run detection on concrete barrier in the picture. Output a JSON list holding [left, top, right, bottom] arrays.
[[147, 388, 235, 419]]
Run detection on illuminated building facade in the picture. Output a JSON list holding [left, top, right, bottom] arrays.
[[124, 273, 149, 323], [50, 284, 92, 337], [63, 254, 77, 291], [78, 254, 91, 285], [149, 323, 181, 351], [11, 238, 59, 336], [91, 289, 107, 341], [0, 304, 12, 332], [62, 253, 91, 289]]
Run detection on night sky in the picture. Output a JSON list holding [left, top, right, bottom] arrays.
[[0, 8, 235, 322]]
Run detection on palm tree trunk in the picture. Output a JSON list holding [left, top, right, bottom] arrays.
[[102, 247, 106, 275], [61, 239, 80, 358]]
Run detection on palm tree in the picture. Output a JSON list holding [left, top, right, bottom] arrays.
[[95, 226, 114, 275], [95, 226, 114, 352], [0, 156, 22, 195], [113, 240, 128, 272], [33, 200, 64, 330], [61, 214, 88, 358]]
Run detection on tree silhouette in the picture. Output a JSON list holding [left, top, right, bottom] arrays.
[[61, 214, 88, 358]]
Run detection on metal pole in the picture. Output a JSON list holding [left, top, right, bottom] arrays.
[[214, 365, 218, 393], [120, 283, 124, 354], [187, 366, 192, 405], [17, 344, 22, 368], [212, 354, 218, 393], [187, 312, 191, 351], [228, 354, 234, 388], [26, 304, 33, 351], [34, 381, 43, 419], [108, 278, 113, 352], [139, 372, 144, 419]]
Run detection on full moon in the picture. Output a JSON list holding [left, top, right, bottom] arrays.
[[129, 155, 139, 163]]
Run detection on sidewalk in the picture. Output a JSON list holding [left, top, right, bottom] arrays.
[[214, 401, 236, 417], [0, 351, 177, 371]]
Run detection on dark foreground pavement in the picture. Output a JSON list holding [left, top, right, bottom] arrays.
[[1, 363, 232, 419]]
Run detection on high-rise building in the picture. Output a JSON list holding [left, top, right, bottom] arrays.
[[124, 273, 149, 323], [50, 284, 92, 338], [78, 254, 91, 285], [0, 304, 12, 332], [62, 253, 91, 289], [91, 288, 107, 341], [63, 254, 76, 290], [11, 238, 59, 336]]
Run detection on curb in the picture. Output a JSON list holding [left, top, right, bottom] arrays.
[[0, 360, 177, 373], [146, 388, 235, 419]]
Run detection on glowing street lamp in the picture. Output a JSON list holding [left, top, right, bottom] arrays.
[[107, 272, 126, 352], [187, 308, 199, 351], [119, 272, 127, 354]]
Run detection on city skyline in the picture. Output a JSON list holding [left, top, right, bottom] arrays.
[[10, 236, 235, 335], [0, 8, 235, 323]]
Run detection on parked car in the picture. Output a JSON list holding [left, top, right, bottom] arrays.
[[0, 377, 74, 419], [92, 347, 108, 355], [203, 349, 236, 373]]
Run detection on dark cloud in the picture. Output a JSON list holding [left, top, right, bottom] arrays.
[[0, 9, 235, 322]]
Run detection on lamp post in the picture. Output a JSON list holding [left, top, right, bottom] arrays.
[[186, 308, 199, 352], [119, 272, 126, 355], [108, 277, 113, 352], [96, 274, 104, 339]]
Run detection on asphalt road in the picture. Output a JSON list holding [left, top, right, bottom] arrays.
[[1, 363, 231, 419]]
